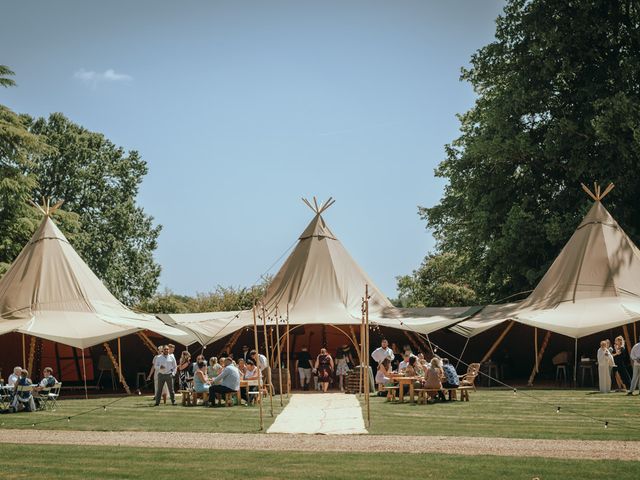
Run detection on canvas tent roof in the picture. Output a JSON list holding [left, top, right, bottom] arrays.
[[453, 191, 640, 339], [160, 199, 465, 344], [513, 199, 640, 338], [0, 213, 189, 348]]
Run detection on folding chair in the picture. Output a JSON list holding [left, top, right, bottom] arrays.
[[0, 385, 12, 410], [11, 385, 35, 412], [43, 382, 62, 411]]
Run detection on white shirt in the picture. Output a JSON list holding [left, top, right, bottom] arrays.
[[398, 360, 409, 371], [256, 354, 268, 371], [371, 347, 394, 364], [630, 343, 640, 365], [154, 354, 177, 375], [8, 373, 19, 387]]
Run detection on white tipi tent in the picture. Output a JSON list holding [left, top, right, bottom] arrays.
[[160, 198, 465, 345], [0, 202, 189, 348]]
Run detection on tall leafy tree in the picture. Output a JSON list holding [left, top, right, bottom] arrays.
[[413, 0, 640, 303], [0, 66, 46, 274], [26, 113, 162, 305]]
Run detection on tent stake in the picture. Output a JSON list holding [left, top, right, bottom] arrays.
[[252, 305, 264, 430]]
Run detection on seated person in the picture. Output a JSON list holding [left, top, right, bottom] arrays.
[[207, 357, 222, 378], [241, 359, 260, 404], [375, 358, 393, 395], [405, 356, 424, 377], [8, 366, 22, 387], [193, 361, 211, 395], [33, 367, 57, 408], [441, 358, 459, 389], [423, 358, 445, 401], [236, 359, 247, 376], [208, 358, 240, 406], [10, 369, 36, 412], [398, 353, 411, 373]]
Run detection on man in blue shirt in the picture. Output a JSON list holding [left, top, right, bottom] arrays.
[[209, 358, 240, 406], [441, 358, 460, 389]]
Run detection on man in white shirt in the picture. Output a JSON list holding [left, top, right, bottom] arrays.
[[627, 337, 640, 395], [250, 350, 268, 371], [371, 339, 394, 365], [153, 346, 177, 406], [8, 366, 22, 387]]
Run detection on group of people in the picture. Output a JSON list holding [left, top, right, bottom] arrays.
[[597, 336, 640, 395], [295, 346, 353, 392], [148, 343, 269, 406], [1, 366, 58, 413], [372, 339, 459, 401]]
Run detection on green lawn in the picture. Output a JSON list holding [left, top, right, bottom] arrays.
[[363, 388, 640, 440], [0, 394, 286, 432], [2, 389, 640, 441], [0, 444, 639, 480]]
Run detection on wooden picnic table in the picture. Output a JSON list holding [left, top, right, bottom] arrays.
[[392, 376, 421, 403]]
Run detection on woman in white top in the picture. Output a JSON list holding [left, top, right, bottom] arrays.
[[597, 340, 614, 393], [147, 345, 169, 403], [241, 359, 260, 404], [375, 358, 393, 391]]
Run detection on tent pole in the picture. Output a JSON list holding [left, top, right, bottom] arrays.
[[261, 304, 274, 417], [573, 338, 578, 387], [365, 284, 371, 427], [286, 305, 291, 397], [252, 305, 264, 430], [456, 337, 471, 369], [359, 306, 364, 397], [481, 320, 514, 363], [22, 334, 26, 368], [534, 328, 539, 373], [81, 348, 88, 400], [635, 322, 637, 343], [527, 330, 552, 386], [274, 306, 284, 407], [117, 337, 123, 385], [622, 324, 633, 358]]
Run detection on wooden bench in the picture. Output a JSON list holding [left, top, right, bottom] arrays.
[[415, 386, 472, 404], [179, 390, 192, 406], [383, 385, 400, 402]]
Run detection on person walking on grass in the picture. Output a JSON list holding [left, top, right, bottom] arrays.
[[154, 345, 176, 406], [627, 337, 640, 395]]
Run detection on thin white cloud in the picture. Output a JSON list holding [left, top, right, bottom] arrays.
[[73, 68, 132, 87]]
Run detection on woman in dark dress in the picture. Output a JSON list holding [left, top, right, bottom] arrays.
[[612, 336, 631, 391], [314, 348, 334, 392]]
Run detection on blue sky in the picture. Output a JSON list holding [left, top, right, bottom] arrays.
[[1, 1, 505, 298]]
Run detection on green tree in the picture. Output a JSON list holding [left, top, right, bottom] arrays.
[[26, 113, 162, 305], [0, 66, 46, 273], [416, 0, 640, 303], [0, 65, 16, 88], [396, 253, 478, 307]]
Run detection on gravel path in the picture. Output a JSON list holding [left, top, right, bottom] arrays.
[[2, 430, 640, 461]]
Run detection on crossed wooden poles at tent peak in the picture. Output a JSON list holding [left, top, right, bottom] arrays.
[[302, 196, 335, 215]]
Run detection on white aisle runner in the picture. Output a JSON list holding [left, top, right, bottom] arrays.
[[267, 393, 368, 435]]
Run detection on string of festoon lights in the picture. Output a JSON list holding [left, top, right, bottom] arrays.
[[386, 318, 640, 433]]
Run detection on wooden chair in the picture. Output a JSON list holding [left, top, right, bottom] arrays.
[[384, 385, 399, 402], [459, 363, 480, 390], [191, 391, 209, 406]]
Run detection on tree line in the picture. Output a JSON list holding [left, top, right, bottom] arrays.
[[397, 0, 640, 308]]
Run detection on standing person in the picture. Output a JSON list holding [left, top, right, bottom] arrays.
[[335, 350, 350, 392], [240, 345, 251, 362], [153, 345, 177, 406], [612, 336, 630, 391], [177, 351, 192, 391], [627, 337, 640, 395], [209, 358, 241, 406], [314, 348, 334, 393], [295, 347, 313, 391], [371, 339, 394, 365], [597, 340, 614, 393], [147, 346, 169, 404]]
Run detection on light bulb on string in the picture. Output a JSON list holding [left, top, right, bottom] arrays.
[[102, 405, 107, 411], [67, 417, 71, 422], [556, 406, 561, 414], [605, 421, 609, 429], [513, 388, 517, 396]]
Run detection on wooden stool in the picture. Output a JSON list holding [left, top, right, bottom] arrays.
[[224, 391, 239, 407], [179, 390, 192, 406], [192, 391, 209, 405]]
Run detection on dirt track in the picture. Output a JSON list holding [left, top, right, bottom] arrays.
[[2, 430, 640, 461]]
